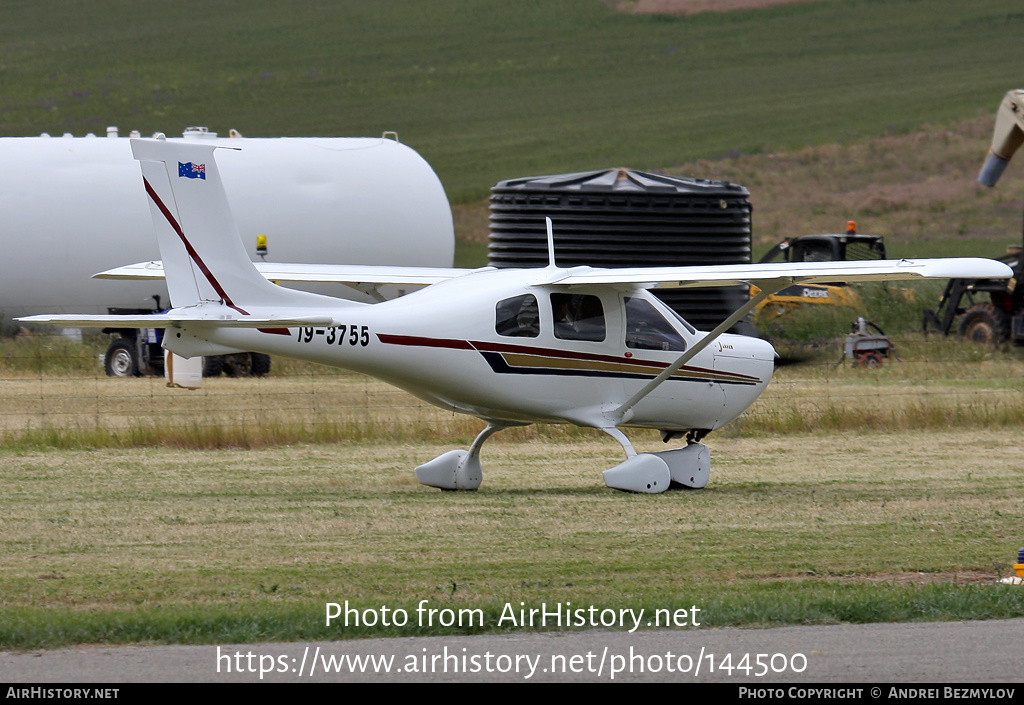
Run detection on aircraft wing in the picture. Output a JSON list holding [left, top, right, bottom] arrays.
[[95, 261, 476, 287], [96, 258, 1010, 290], [589, 256, 1011, 421], [549, 258, 1013, 288]]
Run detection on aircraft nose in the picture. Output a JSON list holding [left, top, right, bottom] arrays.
[[714, 335, 777, 382], [740, 336, 777, 362], [714, 334, 777, 362], [749, 338, 777, 381]]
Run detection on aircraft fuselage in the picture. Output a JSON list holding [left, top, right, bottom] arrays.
[[171, 268, 776, 433]]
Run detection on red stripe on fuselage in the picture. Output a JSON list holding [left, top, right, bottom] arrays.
[[377, 334, 474, 350], [143, 176, 249, 316]]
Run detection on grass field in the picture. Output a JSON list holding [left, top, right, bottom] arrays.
[[3, 426, 1023, 648], [4, 0, 1024, 649], [1, 333, 1023, 648], [3, 0, 1023, 201]]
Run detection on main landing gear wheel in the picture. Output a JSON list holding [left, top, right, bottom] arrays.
[[415, 424, 508, 491]]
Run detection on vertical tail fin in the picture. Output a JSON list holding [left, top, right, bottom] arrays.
[[131, 138, 299, 311]]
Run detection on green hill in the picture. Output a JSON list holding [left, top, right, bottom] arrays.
[[2, 0, 1022, 202]]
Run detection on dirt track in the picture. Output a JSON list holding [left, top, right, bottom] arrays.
[[625, 0, 819, 14]]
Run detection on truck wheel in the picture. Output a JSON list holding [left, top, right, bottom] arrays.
[[956, 303, 1008, 346], [104, 339, 139, 377], [251, 353, 271, 377]]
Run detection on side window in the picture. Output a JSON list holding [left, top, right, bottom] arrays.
[[495, 294, 540, 338], [624, 296, 688, 351], [551, 293, 605, 342]]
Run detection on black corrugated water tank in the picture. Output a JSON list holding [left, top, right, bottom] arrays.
[[488, 168, 755, 334]]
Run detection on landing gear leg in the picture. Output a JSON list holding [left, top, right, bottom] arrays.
[[415, 423, 506, 491]]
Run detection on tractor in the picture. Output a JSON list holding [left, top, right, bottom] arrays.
[[923, 89, 1024, 345]]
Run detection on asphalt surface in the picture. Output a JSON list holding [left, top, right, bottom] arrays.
[[2, 618, 1022, 683]]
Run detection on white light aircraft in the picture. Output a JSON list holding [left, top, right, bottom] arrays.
[[19, 140, 1013, 493]]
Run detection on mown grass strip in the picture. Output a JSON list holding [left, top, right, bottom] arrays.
[[3, 430, 1021, 649]]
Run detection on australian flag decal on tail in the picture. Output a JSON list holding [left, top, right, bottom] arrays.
[[178, 162, 206, 180]]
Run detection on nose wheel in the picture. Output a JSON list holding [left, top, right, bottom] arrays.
[[600, 427, 710, 493]]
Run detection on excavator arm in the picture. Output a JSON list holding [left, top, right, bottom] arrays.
[[978, 89, 1024, 187]]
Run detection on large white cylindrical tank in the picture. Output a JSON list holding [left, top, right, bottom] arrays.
[[0, 128, 454, 320]]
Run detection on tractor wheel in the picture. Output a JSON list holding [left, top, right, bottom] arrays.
[[221, 353, 253, 378], [956, 303, 1008, 346], [204, 353, 270, 377], [104, 339, 139, 377], [202, 356, 224, 378], [251, 353, 271, 377]]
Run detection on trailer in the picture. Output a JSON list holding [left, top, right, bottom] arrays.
[[100, 303, 270, 378]]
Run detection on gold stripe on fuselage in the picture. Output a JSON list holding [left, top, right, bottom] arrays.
[[499, 352, 751, 384]]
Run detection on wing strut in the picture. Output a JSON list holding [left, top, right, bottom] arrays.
[[611, 279, 788, 423]]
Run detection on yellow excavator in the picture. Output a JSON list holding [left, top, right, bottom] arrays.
[[752, 222, 886, 320]]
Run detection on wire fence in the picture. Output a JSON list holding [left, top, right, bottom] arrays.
[[0, 335, 475, 445], [1, 334, 1022, 447]]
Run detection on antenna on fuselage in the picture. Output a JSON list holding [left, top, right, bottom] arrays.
[[545, 217, 557, 268]]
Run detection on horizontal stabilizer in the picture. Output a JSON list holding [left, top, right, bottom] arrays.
[[95, 261, 476, 288], [17, 311, 336, 329]]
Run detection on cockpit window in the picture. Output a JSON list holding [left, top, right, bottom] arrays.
[[495, 294, 540, 338], [624, 296, 688, 351], [551, 293, 606, 342]]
